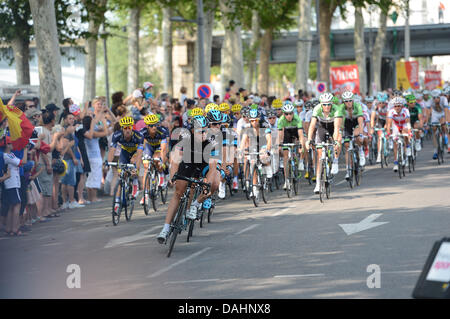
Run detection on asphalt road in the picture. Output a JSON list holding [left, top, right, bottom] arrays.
[[1, 140, 449, 299]]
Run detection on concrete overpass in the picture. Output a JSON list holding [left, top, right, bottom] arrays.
[[211, 23, 450, 65]]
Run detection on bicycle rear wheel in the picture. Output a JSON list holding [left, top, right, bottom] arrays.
[[244, 161, 251, 200], [187, 219, 195, 242], [125, 180, 134, 221], [207, 195, 216, 223], [292, 163, 299, 196], [251, 167, 260, 207], [143, 171, 154, 214]]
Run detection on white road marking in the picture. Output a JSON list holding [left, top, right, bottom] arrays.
[[148, 247, 211, 279], [336, 180, 347, 186], [339, 213, 389, 235], [273, 274, 325, 278], [383, 270, 422, 274], [234, 224, 260, 235], [271, 206, 296, 217], [164, 278, 221, 285], [105, 225, 161, 248]]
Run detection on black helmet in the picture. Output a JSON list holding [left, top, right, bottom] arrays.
[[206, 109, 223, 123]]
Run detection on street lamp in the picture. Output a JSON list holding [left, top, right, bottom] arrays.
[[170, 0, 206, 83]]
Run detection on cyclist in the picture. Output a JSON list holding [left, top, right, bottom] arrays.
[[294, 99, 304, 117], [156, 115, 220, 244], [306, 93, 343, 194], [139, 114, 170, 205], [272, 99, 283, 118], [386, 97, 411, 172], [239, 108, 272, 199], [405, 94, 424, 152], [231, 103, 242, 129], [444, 86, 450, 152], [219, 112, 239, 196], [266, 109, 280, 180], [300, 100, 314, 179], [370, 93, 389, 163], [277, 102, 305, 189], [429, 89, 448, 159], [340, 91, 366, 178], [108, 116, 144, 213]]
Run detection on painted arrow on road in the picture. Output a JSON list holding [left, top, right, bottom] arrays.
[[339, 214, 389, 235]]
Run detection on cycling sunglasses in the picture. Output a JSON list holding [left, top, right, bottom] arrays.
[[322, 103, 332, 107], [195, 129, 207, 134], [343, 100, 353, 103], [123, 125, 133, 130], [284, 112, 294, 116], [210, 122, 221, 127], [147, 124, 157, 128]]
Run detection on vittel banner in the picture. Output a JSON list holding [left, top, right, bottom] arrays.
[[329, 64, 360, 94]]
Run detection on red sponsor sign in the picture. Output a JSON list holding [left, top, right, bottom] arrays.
[[424, 70, 442, 90], [330, 64, 360, 94]]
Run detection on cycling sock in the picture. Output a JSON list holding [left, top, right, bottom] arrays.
[[163, 224, 170, 232]]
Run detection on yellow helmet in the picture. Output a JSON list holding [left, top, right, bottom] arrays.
[[272, 99, 282, 109], [231, 104, 242, 113], [144, 114, 159, 125], [205, 103, 219, 113], [120, 116, 134, 127], [219, 102, 230, 112], [189, 107, 204, 117]]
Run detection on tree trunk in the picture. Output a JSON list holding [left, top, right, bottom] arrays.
[[29, 0, 64, 109], [162, 7, 173, 96], [11, 37, 31, 85], [372, 11, 387, 93], [220, 0, 245, 96], [82, 0, 107, 103], [318, 0, 336, 85], [354, 6, 367, 95], [195, 2, 216, 84], [246, 10, 260, 92], [127, 7, 140, 94], [296, 0, 312, 92], [257, 28, 272, 95]]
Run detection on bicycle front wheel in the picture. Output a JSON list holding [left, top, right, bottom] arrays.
[[112, 182, 123, 226], [167, 198, 188, 258], [143, 171, 153, 215], [125, 180, 134, 221]]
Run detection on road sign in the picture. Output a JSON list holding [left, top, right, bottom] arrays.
[[195, 83, 213, 101], [316, 82, 327, 94]]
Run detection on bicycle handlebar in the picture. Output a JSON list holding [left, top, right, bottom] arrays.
[[107, 162, 136, 169], [172, 174, 211, 190]]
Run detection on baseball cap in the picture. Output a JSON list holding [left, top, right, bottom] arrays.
[[45, 103, 60, 112], [69, 104, 81, 116], [143, 82, 154, 90], [25, 108, 42, 119], [133, 89, 143, 98]]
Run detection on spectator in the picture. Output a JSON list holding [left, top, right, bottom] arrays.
[[180, 86, 187, 107], [143, 82, 154, 101], [2, 136, 28, 236], [182, 99, 196, 126], [59, 98, 73, 124], [60, 113, 84, 210], [40, 110, 64, 218], [83, 99, 109, 203]]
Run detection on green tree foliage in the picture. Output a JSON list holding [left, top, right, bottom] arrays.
[[0, 0, 87, 64]]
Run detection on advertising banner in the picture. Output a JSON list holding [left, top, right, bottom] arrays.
[[396, 61, 420, 90], [330, 64, 360, 94], [424, 70, 442, 90]]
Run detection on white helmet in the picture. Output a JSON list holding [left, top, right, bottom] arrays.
[[341, 91, 354, 101], [431, 89, 441, 98], [282, 102, 295, 113], [319, 92, 333, 104], [294, 99, 304, 107], [391, 97, 405, 105], [443, 86, 450, 95]]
